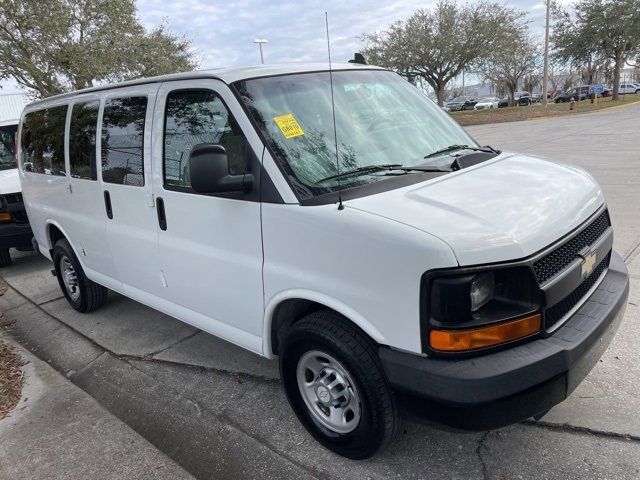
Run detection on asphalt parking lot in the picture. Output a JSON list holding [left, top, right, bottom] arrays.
[[2, 103, 639, 479]]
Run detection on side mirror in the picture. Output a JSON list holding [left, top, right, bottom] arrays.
[[188, 143, 253, 194]]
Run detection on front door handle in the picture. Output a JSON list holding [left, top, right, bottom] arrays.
[[156, 196, 167, 231], [103, 190, 113, 219]]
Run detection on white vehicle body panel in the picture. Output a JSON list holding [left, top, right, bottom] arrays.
[[347, 153, 604, 266], [619, 84, 640, 94], [261, 203, 457, 355], [474, 98, 499, 109], [0, 168, 20, 195], [18, 64, 607, 359]]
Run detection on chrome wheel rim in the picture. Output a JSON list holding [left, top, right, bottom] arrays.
[[296, 350, 361, 434], [59, 255, 80, 301]]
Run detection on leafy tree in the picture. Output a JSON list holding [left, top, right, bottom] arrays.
[[360, 1, 524, 106], [552, 0, 640, 100], [0, 0, 198, 97], [476, 23, 540, 106], [552, 4, 609, 85]]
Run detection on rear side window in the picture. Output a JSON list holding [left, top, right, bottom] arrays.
[[69, 101, 99, 180], [163, 90, 245, 189], [21, 106, 68, 175], [101, 97, 147, 186], [0, 124, 17, 171]]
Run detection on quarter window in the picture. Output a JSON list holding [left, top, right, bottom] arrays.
[[69, 101, 99, 180], [101, 97, 147, 186], [21, 106, 68, 175], [163, 90, 245, 189]]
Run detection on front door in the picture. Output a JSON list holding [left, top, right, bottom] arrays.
[[150, 79, 265, 353]]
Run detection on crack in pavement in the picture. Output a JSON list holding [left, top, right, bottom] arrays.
[[125, 354, 280, 384], [524, 419, 640, 443], [142, 329, 202, 359], [623, 238, 640, 262], [475, 431, 491, 480]]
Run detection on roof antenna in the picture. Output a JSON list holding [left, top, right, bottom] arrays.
[[325, 11, 344, 211]]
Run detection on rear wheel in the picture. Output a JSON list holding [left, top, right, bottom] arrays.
[[53, 238, 107, 313], [279, 310, 402, 459], [0, 248, 11, 267]]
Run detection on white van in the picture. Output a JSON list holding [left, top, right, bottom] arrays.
[[0, 92, 31, 266], [18, 64, 629, 458]]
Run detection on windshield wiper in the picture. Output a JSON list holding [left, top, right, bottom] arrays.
[[424, 144, 498, 159], [318, 162, 455, 183], [317, 164, 403, 183]]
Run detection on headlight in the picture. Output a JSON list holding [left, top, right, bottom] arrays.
[[470, 272, 494, 312], [421, 265, 541, 354]]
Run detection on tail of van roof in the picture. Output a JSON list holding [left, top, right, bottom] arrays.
[[0, 92, 29, 127]]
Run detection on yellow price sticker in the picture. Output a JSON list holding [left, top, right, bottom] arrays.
[[274, 114, 304, 139]]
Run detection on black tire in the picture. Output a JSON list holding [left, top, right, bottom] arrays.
[[0, 248, 11, 267], [53, 238, 107, 313], [279, 310, 402, 459]]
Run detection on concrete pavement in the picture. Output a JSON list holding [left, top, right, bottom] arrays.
[[0, 340, 194, 480], [1, 102, 639, 479]]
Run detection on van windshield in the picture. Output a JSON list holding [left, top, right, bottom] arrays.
[[0, 124, 17, 171], [234, 70, 475, 199]]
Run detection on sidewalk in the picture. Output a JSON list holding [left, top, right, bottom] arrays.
[[0, 340, 194, 480]]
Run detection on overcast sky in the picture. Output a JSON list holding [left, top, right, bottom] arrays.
[[1, 0, 572, 92], [137, 0, 557, 68]]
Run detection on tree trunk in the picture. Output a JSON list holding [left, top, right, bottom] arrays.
[[433, 77, 447, 107], [507, 82, 516, 107], [612, 49, 622, 101]]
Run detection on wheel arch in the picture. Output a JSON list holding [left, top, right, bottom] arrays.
[[44, 221, 82, 265], [263, 290, 386, 358]]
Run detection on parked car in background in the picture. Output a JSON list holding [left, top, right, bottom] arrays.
[[602, 88, 613, 98], [554, 86, 589, 102], [498, 91, 531, 108], [531, 92, 543, 103], [618, 83, 640, 94], [444, 96, 475, 111], [0, 92, 31, 267], [473, 97, 499, 110]]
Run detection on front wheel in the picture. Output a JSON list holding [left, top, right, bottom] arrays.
[[279, 310, 402, 459], [53, 238, 108, 313]]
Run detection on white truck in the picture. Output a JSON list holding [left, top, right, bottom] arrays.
[[18, 64, 629, 458], [0, 92, 31, 266]]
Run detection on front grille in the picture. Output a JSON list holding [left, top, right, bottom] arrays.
[[543, 252, 611, 330], [533, 209, 611, 284]]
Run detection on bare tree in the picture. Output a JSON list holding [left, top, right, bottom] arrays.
[[477, 24, 541, 106], [360, 1, 524, 106]]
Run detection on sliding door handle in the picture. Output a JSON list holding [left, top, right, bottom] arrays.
[[156, 196, 167, 231], [103, 190, 113, 219]]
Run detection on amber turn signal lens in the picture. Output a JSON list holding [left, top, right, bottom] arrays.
[[429, 314, 542, 352], [0, 213, 11, 222]]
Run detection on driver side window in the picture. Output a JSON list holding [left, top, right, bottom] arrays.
[[163, 90, 246, 189]]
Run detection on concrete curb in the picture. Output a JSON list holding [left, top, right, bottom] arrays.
[[0, 338, 195, 480]]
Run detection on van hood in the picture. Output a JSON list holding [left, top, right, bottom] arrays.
[[0, 168, 20, 195], [347, 153, 604, 266]]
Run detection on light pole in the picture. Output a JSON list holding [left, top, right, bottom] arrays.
[[254, 39, 268, 64], [542, 0, 551, 107]]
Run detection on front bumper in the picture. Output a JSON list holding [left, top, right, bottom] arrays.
[[379, 251, 629, 430], [0, 222, 33, 249]]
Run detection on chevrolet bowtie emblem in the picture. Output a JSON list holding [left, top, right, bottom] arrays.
[[581, 251, 597, 277]]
